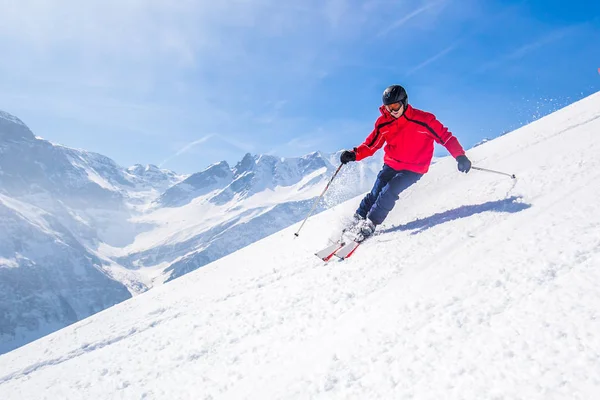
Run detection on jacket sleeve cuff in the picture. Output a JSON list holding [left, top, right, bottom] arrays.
[[353, 146, 365, 161]]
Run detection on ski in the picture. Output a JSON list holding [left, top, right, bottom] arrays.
[[315, 219, 368, 262], [315, 242, 346, 262], [334, 241, 361, 260]]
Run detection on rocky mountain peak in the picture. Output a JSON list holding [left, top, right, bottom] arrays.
[[0, 110, 35, 143], [233, 153, 256, 177]]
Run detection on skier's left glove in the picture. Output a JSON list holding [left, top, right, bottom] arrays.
[[456, 155, 471, 173], [340, 150, 356, 165]]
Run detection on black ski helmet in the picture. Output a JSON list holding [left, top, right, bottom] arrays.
[[382, 85, 408, 108]]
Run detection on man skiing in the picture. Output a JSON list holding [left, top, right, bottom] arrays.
[[339, 84, 472, 242]]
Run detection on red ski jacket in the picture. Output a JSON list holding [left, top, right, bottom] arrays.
[[354, 104, 465, 174]]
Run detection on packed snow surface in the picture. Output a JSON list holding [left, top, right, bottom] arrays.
[[1, 92, 600, 399]]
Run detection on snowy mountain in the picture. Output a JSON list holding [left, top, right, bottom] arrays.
[[0, 113, 120, 208], [157, 152, 335, 208], [115, 150, 382, 284], [0, 109, 382, 354], [0, 110, 186, 354], [157, 161, 234, 208], [0, 193, 132, 355], [126, 163, 183, 196], [1, 91, 599, 399], [0, 111, 182, 208]]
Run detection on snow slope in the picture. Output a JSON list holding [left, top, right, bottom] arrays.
[[1, 92, 600, 399]]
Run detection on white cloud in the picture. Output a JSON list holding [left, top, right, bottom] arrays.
[[406, 43, 458, 76], [476, 25, 580, 73], [378, 0, 447, 37], [217, 136, 256, 154], [159, 134, 215, 168], [0, 0, 224, 77], [323, 0, 349, 29]]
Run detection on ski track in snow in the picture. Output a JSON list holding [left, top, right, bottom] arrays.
[[1, 93, 600, 399]]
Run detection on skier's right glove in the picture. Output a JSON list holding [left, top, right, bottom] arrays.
[[340, 150, 356, 165]]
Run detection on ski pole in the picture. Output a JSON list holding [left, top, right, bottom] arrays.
[[294, 163, 344, 237], [472, 166, 516, 179]]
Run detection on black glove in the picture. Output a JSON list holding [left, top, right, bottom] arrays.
[[340, 150, 356, 165], [456, 155, 471, 173]]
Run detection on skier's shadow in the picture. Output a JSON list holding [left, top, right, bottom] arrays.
[[379, 196, 531, 235]]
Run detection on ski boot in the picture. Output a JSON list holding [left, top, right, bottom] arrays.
[[341, 213, 365, 241], [354, 218, 376, 243]]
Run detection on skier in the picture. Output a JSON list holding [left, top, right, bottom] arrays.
[[339, 84, 472, 242]]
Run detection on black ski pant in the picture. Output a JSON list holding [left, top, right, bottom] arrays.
[[356, 164, 422, 225]]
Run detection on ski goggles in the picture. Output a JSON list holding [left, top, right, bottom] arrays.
[[385, 102, 403, 112]]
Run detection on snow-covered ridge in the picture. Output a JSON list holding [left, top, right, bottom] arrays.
[[157, 151, 332, 208], [0, 110, 34, 144], [0, 111, 26, 127]]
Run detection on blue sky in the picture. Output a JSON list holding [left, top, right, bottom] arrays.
[[0, 0, 599, 174]]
